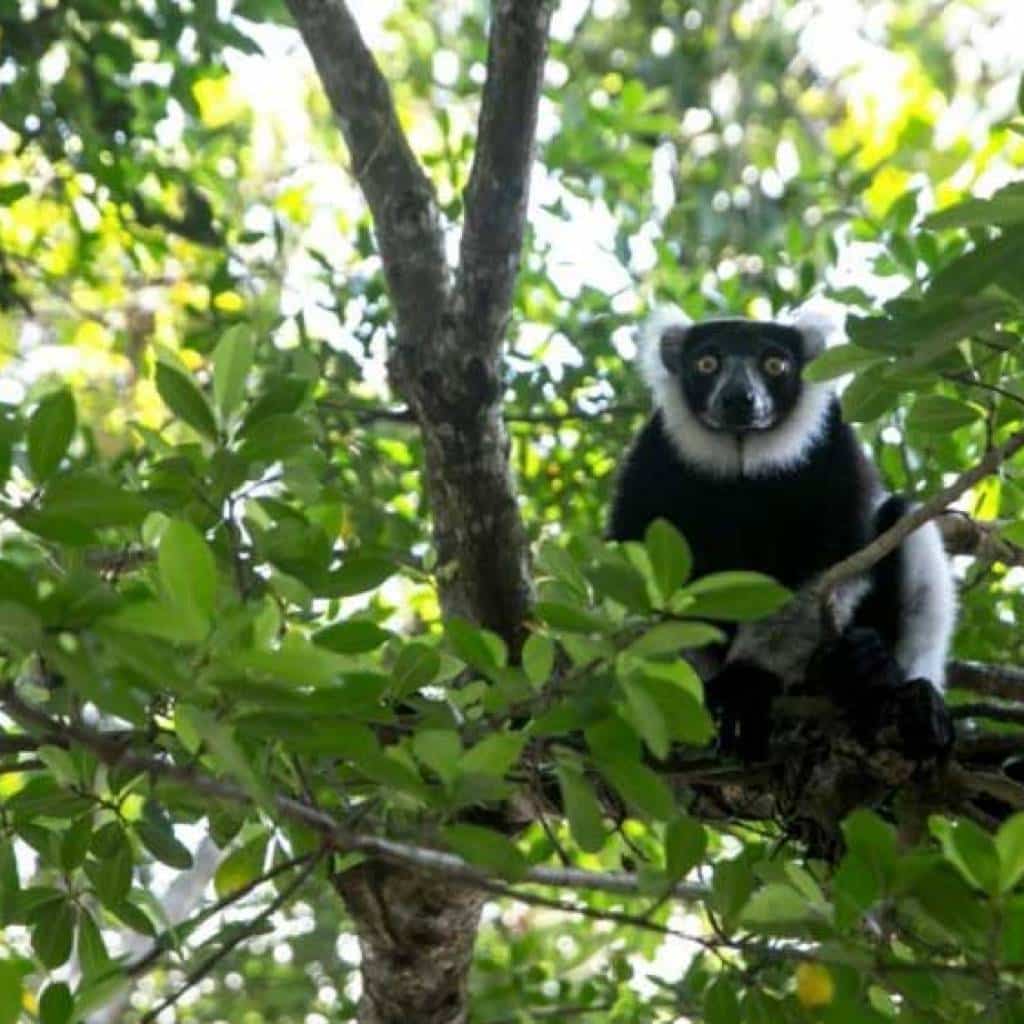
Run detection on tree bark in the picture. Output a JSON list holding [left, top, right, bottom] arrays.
[[284, 2, 551, 1018], [334, 863, 486, 1024]]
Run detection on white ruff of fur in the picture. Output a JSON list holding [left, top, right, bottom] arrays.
[[893, 516, 957, 689], [637, 303, 841, 478]]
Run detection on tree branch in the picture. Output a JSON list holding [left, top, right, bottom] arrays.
[[947, 660, 1024, 700], [1, 688, 708, 903], [938, 512, 1024, 567], [284, 0, 447, 347], [140, 848, 326, 1023], [817, 427, 1024, 595], [455, 0, 554, 357]]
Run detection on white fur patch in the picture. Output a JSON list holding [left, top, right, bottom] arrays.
[[637, 306, 834, 478], [894, 517, 957, 689], [778, 298, 847, 358]]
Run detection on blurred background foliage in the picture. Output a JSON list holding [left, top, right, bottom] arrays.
[[1, 0, 1024, 1021]]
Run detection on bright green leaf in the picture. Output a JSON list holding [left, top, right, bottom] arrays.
[[213, 325, 256, 419]]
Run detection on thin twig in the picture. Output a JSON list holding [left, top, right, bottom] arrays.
[[139, 848, 325, 1022], [126, 852, 315, 978], [818, 426, 1024, 595]]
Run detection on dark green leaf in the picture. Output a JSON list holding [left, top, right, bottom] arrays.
[[39, 982, 74, 1024], [665, 816, 707, 880], [556, 764, 606, 853], [0, 959, 22, 1024], [136, 820, 194, 870], [155, 362, 218, 440], [906, 395, 983, 433], [314, 620, 391, 654], [600, 759, 675, 820], [27, 389, 76, 481], [32, 898, 74, 968], [441, 824, 528, 882]]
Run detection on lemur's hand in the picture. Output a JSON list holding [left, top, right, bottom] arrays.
[[705, 660, 783, 762], [808, 628, 953, 758]]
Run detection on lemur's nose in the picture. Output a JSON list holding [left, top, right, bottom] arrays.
[[722, 388, 756, 416]]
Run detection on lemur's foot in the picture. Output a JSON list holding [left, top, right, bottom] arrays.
[[705, 660, 783, 762], [808, 628, 952, 759]]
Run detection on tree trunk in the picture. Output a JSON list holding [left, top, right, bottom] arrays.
[[335, 863, 487, 1024]]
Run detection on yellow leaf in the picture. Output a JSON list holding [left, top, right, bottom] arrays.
[[192, 76, 246, 129]]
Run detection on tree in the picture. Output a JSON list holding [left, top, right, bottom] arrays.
[[1, 0, 1024, 1021]]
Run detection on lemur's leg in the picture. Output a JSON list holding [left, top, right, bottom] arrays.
[[816, 496, 956, 756]]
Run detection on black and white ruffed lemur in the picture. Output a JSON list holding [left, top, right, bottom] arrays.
[[608, 305, 956, 758]]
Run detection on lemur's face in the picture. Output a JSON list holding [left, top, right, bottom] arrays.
[[660, 319, 807, 434]]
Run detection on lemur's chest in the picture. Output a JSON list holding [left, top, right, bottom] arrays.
[[672, 479, 851, 588]]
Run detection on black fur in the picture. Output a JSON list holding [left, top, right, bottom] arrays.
[[609, 401, 877, 587], [609, 392, 951, 759]]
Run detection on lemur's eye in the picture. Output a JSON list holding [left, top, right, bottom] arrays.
[[695, 354, 719, 375], [763, 354, 790, 377]]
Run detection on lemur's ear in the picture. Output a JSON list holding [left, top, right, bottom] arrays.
[[782, 301, 845, 358], [638, 306, 692, 387]]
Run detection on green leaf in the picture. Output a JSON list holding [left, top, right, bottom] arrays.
[[155, 362, 218, 440], [803, 344, 885, 382], [842, 809, 897, 881], [0, 182, 29, 205], [906, 395, 984, 434], [600, 759, 675, 820], [556, 764, 606, 853], [0, 960, 22, 1024], [85, 845, 133, 908], [680, 572, 791, 622], [27, 389, 76, 481], [321, 555, 394, 597], [214, 834, 268, 899], [665, 816, 707, 880], [931, 815, 1001, 894], [411, 729, 462, 784], [446, 617, 506, 672], [628, 621, 724, 657], [741, 882, 818, 928], [39, 471, 147, 527], [213, 325, 256, 419], [159, 519, 217, 626], [441, 824, 528, 882], [535, 601, 608, 633], [237, 413, 316, 464], [392, 642, 442, 697], [32, 898, 74, 968], [522, 633, 555, 687], [39, 982, 74, 1024], [840, 365, 903, 423], [620, 676, 670, 759], [587, 561, 650, 611], [136, 820, 194, 870], [314, 620, 391, 654], [77, 908, 110, 979], [645, 518, 693, 601], [704, 978, 741, 1024], [996, 813, 1024, 892], [461, 732, 524, 778]]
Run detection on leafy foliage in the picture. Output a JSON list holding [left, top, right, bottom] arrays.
[[0, 0, 1023, 1021]]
